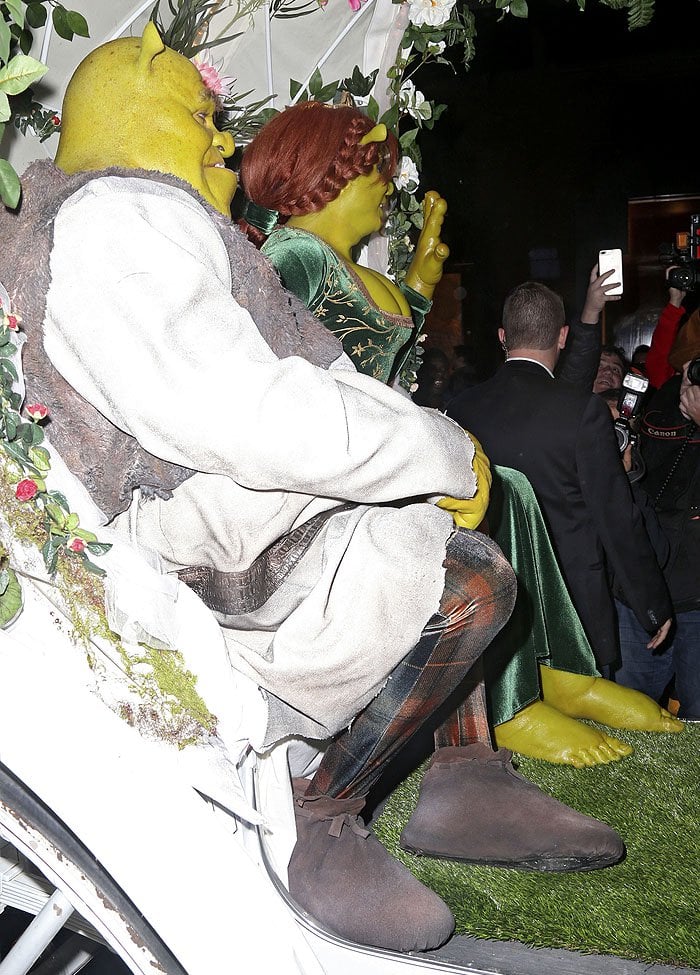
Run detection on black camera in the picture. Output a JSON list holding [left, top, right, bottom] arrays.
[[615, 371, 649, 452], [688, 357, 700, 386], [659, 214, 700, 291]]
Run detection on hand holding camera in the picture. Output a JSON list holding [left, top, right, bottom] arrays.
[[659, 214, 700, 292], [680, 361, 700, 423]]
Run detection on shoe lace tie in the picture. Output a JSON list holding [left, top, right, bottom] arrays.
[[327, 812, 370, 840]]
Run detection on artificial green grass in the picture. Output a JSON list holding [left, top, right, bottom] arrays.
[[373, 723, 700, 968]]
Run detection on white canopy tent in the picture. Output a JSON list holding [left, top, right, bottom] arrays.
[[3, 0, 409, 176]]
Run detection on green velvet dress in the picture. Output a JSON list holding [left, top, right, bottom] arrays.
[[263, 225, 599, 729], [262, 226, 429, 391]]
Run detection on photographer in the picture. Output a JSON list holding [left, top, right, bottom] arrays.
[[645, 271, 688, 390], [614, 312, 700, 720]]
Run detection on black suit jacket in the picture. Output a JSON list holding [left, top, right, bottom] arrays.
[[447, 359, 672, 666]]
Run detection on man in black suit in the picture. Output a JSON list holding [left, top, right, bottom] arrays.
[[447, 280, 673, 672]]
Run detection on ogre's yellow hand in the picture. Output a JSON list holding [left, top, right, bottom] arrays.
[[404, 191, 449, 300], [437, 433, 491, 530]]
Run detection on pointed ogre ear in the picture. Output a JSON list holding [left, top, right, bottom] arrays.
[[359, 123, 387, 146], [138, 21, 166, 74]]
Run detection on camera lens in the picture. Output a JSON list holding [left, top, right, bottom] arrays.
[[614, 420, 630, 452], [668, 266, 695, 290], [687, 357, 700, 386]]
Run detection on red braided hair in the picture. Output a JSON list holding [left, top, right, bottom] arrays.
[[239, 101, 398, 246]]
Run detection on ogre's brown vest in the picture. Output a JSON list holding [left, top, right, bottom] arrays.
[[0, 161, 342, 519]]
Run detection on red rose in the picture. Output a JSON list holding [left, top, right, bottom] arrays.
[[51, 115, 61, 126], [26, 403, 49, 421], [7, 314, 19, 331], [15, 479, 38, 501], [68, 538, 86, 553]]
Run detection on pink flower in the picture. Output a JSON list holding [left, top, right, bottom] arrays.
[[347, 0, 364, 9], [68, 538, 86, 553], [6, 314, 20, 331], [15, 479, 38, 501], [192, 53, 235, 104], [26, 403, 49, 421]]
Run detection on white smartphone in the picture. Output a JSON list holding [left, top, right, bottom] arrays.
[[598, 248, 624, 296]]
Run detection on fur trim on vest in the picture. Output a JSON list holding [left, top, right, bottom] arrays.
[[0, 162, 343, 519]]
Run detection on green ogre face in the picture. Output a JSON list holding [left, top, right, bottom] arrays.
[[55, 23, 237, 216]]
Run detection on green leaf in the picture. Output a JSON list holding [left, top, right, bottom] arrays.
[[307, 67, 322, 96], [41, 537, 60, 576], [47, 490, 69, 510], [72, 527, 97, 543], [65, 512, 79, 532], [3, 0, 25, 28], [379, 103, 399, 132], [17, 27, 32, 55], [28, 445, 50, 471], [0, 91, 11, 124], [0, 354, 18, 380], [289, 78, 302, 100], [52, 6, 74, 41], [1, 439, 29, 466], [509, 0, 528, 16], [0, 567, 23, 628], [366, 95, 379, 122], [45, 502, 67, 527], [25, 4, 48, 29], [81, 556, 106, 577], [0, 15, 12, 64], [4, 412, 17, 440], [30, 421, 44, 444], [66, 9, 89, 37], [399, 127, 419, 149], [0, 54, 48, 95], [318, 82, 339, 103], [86, 541, 113, 556]]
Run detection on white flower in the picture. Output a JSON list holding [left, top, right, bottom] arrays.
[[408, 0, 456, 27], [394, 156, 419, 191], [399, 79, 427, 119], [428, 40, 446, 55]]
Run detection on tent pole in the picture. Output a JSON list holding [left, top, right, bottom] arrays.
[[289, 0, 376, 106]]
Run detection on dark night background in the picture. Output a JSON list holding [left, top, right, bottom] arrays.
[[413, 0, 700, 376]]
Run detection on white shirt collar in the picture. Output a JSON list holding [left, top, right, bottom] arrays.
[[505, 356, 555, 379]]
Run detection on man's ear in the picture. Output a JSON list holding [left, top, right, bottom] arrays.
[[498, 327, 507, 347], [558, 324, 570, 350]]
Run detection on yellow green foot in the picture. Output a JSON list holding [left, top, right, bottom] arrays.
[[539, 666, 684, 733], [494, 700, 632, 768]]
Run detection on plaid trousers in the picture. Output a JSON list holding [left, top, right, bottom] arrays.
[[309, 529, 517, 800]]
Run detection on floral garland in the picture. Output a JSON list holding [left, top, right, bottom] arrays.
[[0, 294, 217, 746], [0, 296, 112, 629]]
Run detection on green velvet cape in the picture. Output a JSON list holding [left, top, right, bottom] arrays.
[[486, 466, 599, 726]]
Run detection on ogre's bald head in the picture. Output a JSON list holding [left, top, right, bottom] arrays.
[[55, 23, 236, 215]]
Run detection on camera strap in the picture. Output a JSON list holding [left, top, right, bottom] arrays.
[[653, 421, 697, 506]]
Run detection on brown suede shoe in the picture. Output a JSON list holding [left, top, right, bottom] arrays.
[[400, 745, 625, 871], [288, 779, 454, 952]]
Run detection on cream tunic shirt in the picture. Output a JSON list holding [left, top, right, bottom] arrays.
[[44, 176, 476, 743]]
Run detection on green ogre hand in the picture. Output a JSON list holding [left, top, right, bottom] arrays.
[[404, 190, 449, 300]]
